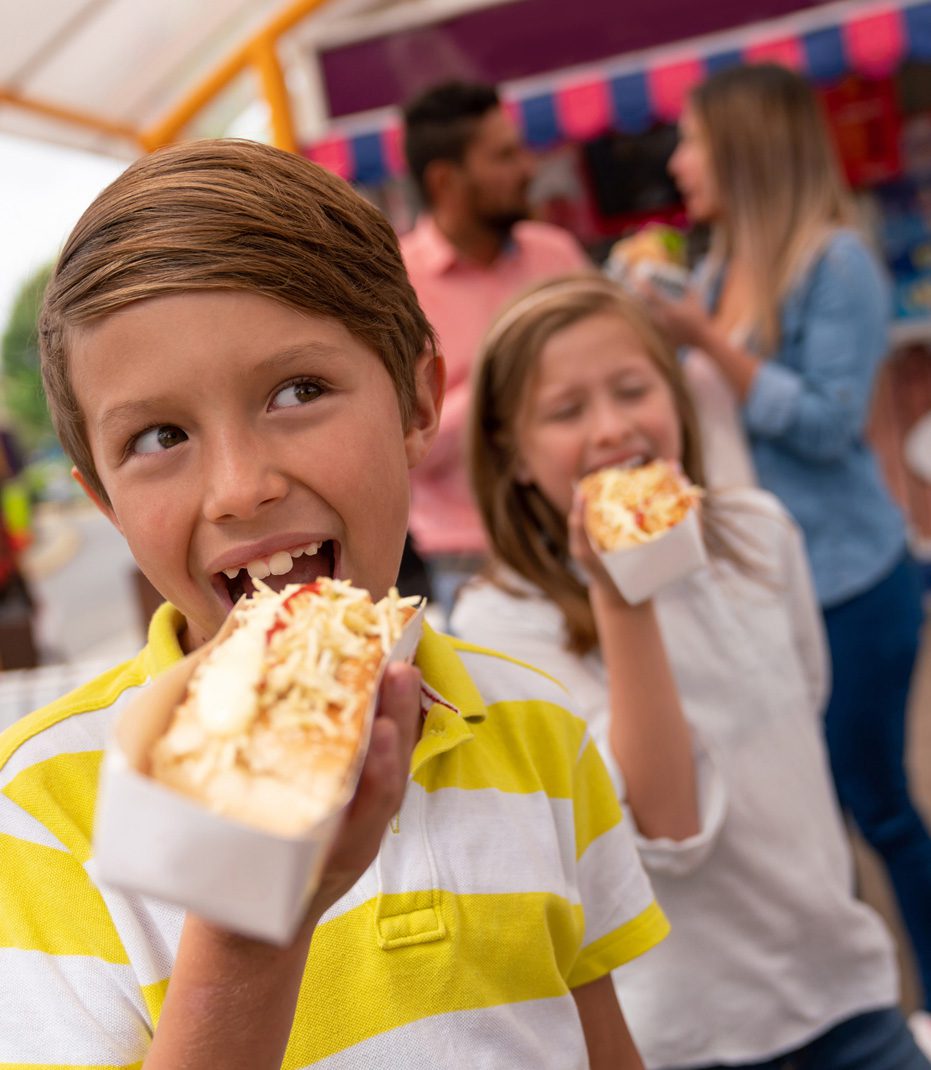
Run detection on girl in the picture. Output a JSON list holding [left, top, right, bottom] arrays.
[[647, 64, 931, 1019], [452, 274, 929, 1070]]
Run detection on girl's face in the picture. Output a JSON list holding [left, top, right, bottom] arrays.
[[668, 103, 720, 224], [514, 311, 683, 516]]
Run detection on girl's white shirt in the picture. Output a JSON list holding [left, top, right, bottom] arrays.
[[451, 487, 899, 1069]]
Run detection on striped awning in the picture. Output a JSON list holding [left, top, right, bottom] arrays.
[[305, 0, 931, 184]]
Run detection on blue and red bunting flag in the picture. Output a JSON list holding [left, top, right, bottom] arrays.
[[304, 0, 931, 185]]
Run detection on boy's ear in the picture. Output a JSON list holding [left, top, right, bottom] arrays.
[[71, 466, 122, 534], [404, 351, 445, 468]]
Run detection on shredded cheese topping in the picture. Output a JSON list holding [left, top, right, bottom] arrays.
[[149, 578, 420, 832], [581, 460, 702, 551]]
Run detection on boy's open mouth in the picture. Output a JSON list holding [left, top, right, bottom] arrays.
[[215, 540, 337, 604]]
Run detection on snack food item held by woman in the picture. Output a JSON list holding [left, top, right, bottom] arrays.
[[150, 578, 419, 836]]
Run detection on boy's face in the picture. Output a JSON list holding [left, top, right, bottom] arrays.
[[70, 291, 440, 650]]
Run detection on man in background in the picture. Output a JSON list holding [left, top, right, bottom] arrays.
[[399, 81, 591, 615]]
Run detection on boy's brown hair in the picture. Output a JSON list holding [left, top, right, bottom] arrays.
[[39, 138, 436, 505]]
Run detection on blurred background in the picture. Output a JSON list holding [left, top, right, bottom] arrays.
[[0, 0, 930, 1003]]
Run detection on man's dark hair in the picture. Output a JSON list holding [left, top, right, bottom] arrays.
[[403, 81, 500, 202]]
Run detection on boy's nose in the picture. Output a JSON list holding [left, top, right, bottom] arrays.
[[201, 435, 289, 522]]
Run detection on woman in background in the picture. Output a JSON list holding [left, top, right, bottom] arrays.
[[644, 62, 931, 1028]]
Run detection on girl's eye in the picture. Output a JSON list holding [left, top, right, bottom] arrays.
[[542, 399, 584, 422], [131, 425, 187, 455], [615, 383, 648, 400], [272, 378, 325, 409]]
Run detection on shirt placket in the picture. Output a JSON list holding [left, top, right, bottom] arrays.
[[372, 701, 474, 950]]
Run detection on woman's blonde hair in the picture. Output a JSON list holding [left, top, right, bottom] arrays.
[[39, 139, 436, 506], [469, 274, 742, 655], [691, 63, 856, 351]]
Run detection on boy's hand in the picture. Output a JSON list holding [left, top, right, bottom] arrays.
[[146, 663, 423, 1069], [307, 662, 422, 924]]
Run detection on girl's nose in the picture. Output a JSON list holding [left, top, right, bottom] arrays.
[[590, 397, 632, 447], [201, 433, 288, 523]]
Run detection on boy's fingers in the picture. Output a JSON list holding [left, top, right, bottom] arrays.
[[377, 663, 422, 763], [350, 717, 405, 828], [346, 664, 420, 830]]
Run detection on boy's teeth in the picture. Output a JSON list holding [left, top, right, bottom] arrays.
[[268, 551, 294, 576], [223, 543, 324, 582]]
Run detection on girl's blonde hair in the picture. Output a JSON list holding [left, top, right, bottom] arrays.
[[469, 274, 737, 655], [692, 63, 856, 351]]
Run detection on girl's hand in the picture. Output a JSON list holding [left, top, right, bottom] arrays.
[[568, 486, 630, 609], [638, 281, 710, 350]]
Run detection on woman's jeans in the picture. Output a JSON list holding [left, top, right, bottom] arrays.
[[689, 1007, 930, 1069], [823, 554, 931, 1010]]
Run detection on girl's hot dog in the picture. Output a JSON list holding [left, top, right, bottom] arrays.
[[581, 460, 702, 552]]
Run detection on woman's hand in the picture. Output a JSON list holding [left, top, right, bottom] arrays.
[[638, 281, 711, 350], [640, 281, 761, 398]]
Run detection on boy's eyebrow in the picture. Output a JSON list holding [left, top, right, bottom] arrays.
[[97, 343, 349, 433], [252, 342, 348, 371]]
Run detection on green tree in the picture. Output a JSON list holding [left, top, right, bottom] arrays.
[[1, 263, 54, 453]]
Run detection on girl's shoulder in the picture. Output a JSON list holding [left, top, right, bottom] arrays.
[[451, 567, 564, 636], [705, 486, 800, 561]]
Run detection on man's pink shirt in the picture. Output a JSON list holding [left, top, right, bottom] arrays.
[[400, 215, 590, 555]]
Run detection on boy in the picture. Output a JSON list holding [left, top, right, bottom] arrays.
[[0, 140, 667, 1069]]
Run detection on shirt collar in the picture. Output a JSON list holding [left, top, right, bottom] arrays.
[[413, 215, 459, 275], [143, 601, 188, 678], [142, 604, 485, 731], [414, 621, 486, 724], [413, 214, 518, 276]]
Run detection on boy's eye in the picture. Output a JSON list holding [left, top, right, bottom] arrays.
[[132, 425, 187, 455], [272, 378, 325, 409]]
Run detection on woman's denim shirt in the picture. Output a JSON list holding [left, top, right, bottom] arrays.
[[705, 229, 906, 608]]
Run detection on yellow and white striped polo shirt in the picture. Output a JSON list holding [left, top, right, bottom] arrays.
[[0, 603, 668, 1069]]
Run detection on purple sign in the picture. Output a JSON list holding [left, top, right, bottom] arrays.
[[320, 0, 834, 118]]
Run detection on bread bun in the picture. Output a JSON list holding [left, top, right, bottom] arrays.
[[581, 460, 701, 552], [608, 225, 685, 272], [149, 578, 419, 836]]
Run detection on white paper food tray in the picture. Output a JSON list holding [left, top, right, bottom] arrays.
[[94, 600, 425, 945], [596, 507, 707, 605]]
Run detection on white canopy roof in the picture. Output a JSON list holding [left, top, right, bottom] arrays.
[[0, 0, 507, 158]]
